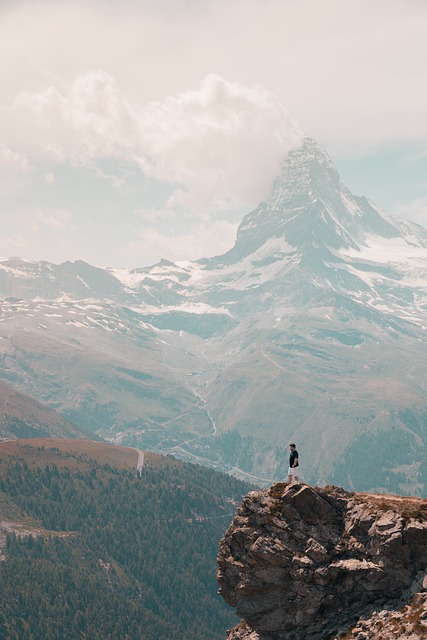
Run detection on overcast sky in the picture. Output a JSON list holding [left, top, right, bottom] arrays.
[[1, 0, 427, 268]]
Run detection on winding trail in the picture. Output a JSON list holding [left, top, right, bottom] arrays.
[[260, 348, 284, 372], [132, 448, 145, 474], [230, 466, 274, 484]]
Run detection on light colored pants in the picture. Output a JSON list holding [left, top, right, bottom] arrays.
[[288, 467, 300, 478]]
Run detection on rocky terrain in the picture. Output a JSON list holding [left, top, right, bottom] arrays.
[[217, 483, 427, 640]]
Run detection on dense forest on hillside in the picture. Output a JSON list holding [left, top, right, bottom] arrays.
[[0, 452, 252, 640]]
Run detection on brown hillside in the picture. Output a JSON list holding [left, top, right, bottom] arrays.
[[0, 380, 86, 440], [0, 437, 160, 472]]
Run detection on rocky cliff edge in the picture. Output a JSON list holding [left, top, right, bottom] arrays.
[[217, 483, 427, 640]]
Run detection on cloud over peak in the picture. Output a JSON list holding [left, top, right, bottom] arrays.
[[138, 74, 303, 211], [4, 71, 303, 212]]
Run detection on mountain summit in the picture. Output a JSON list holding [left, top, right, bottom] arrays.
[[218, 137, 427, 262], [204, 137, 427, 318], [0, 136, 426, 494]]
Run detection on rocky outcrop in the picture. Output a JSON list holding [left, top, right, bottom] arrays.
[[217, 483, 427, 640]]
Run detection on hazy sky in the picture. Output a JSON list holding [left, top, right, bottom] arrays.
[[1, 0, 427, 267]]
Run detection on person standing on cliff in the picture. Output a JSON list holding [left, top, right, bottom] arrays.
[[287, 443, 300, 483]]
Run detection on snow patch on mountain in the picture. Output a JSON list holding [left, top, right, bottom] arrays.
[[76, 275, 91, 290], [106, 268, 145, 289], [340, 234, 427, 265], [189, 237, 297, 291], [130, 302, 232, 316], [0, 263, 33, 279]]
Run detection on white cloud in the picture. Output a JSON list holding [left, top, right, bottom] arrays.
[[31, 210, 72, 232], [128, 219, 239, 264], [43, 172, 54, 186], [4, 71, 303, 213], [136, 74, 303, 211], [0, 144, 28, 171], [1, 0, 427, 153], [11, 70, 138, 164], [0, 145, 31, 199], [0, 234, 27, 256], [1, 0, 427, 172], [394, 197, 427, 227], [0, 209, 85, 264], [138, 208, 177, 223]]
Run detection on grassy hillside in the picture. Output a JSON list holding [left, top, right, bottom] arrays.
[[0, 439, 252, 640]]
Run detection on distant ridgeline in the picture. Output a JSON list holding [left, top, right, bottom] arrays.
[[0, 442, 252, 640]]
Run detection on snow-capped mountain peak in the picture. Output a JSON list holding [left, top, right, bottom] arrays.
[[223, 137, 427, 266]]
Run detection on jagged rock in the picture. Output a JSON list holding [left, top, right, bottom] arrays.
[[217, 484, 427, 640], [335, 590, 427, 640]]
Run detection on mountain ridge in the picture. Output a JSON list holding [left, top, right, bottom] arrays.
[[0, 136, 426, 494]]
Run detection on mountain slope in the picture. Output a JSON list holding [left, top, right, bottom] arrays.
[[0, 439, 251, 640], [0, 137, 426, 494], [0, 380, 88, 440]]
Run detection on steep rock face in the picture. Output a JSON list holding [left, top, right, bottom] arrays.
[[212, 137, 427, 269], [217, 484, 427, 640]]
